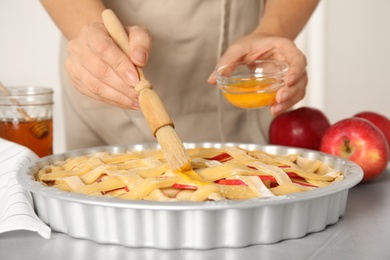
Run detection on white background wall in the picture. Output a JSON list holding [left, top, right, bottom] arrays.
[[0, 0, 63, 152], [1, 0, 390, 153]]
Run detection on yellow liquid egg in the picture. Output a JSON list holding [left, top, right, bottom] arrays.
[[222, 78, 279, 109]]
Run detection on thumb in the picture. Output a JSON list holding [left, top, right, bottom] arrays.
[[127, 26, 152, 67]]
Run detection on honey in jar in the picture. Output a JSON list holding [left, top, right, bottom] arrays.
[[0, 119, 53, 157], [0, 86, 53, 157]]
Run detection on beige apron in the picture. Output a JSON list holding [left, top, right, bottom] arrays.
[[59, 0, 273, 150]]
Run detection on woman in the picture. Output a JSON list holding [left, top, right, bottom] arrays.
[[40, 0, 318, 150]]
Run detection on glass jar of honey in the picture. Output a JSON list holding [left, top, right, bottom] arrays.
[[0, 86, 53, 157], [216, 60, 289, 109]]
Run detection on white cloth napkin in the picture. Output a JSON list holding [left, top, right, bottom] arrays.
[[0, 138, 51, 238]]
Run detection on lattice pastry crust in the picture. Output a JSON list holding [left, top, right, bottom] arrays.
[[35, 147, 343, 201]]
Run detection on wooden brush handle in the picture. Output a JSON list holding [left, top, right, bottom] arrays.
[[102, 9, 174, 135], [138, 88, 174, 135]]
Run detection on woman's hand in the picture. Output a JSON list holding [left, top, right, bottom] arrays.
[[208, 33, 308, 116], [65, 22, 152, 109]]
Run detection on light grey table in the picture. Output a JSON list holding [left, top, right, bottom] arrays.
[[1, 168, 390, 260]]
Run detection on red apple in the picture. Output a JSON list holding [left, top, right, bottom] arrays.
[[320, 117, 389, 183], [269, 107, 331, 150], [354, 111, 390, 149]]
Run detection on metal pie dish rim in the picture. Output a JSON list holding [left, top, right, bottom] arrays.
[[17, 142, 364, 211]]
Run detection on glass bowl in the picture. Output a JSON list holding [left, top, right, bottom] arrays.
[[216, 60, 289, 109]]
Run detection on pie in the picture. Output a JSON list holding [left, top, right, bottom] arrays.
[[35, 147, 343, 201]]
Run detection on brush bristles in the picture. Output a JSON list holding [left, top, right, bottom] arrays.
[[156, 126, 192, 172]]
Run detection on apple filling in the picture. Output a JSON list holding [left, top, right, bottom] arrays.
[[35, 147, 344, 201]]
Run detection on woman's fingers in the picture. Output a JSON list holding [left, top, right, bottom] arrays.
[[271, 70, 308, 115], [209, 34, 309, 114], [65, 22, 152, 109], [127, 26, 152, 67], [66, 56, 140, 109]]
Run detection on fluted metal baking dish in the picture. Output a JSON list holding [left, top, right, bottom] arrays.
[[17, 142, 363, 249]]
